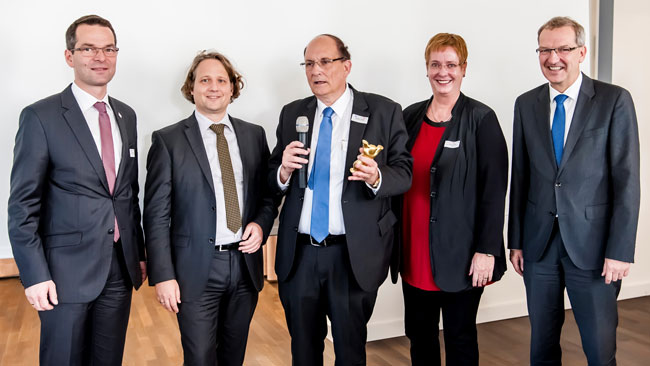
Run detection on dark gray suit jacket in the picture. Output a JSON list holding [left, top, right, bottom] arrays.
[[508, 74, 640, 269], [8, 84, 145, 303], [268, 86, 413, 292], [144, 113, 276, 301]]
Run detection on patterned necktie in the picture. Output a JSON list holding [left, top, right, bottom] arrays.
[[308, 107, 334, 243], [552, 94, 569, 167], [209, 123, 242, 233], [94, 101, 120, 242]]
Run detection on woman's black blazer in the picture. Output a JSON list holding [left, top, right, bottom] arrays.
[[390, 93, 509, 292]]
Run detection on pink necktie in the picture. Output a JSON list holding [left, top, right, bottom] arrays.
[[94, 101, 120, 242]]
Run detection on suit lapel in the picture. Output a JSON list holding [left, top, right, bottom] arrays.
[[533, 85, 557, 172], [183, 113, 215, 193], [558, 74, 595, 175], [109, 97, 129, 191], [60, 85, 111, 193], [342, 88, 369, 194], [231, 117, 250, 219]]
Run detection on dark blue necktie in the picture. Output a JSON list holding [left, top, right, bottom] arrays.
[[551, 94, 569, 166], [308, 107, 334, 243]]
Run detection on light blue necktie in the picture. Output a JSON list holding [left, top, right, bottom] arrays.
[[551, 94, 569, 166], [308, 107, 334, 243]]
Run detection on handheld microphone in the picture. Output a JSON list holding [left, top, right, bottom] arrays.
[[296, 116, 309, 189]]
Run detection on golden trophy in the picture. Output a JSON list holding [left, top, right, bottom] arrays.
[[350, 139, 384, 173]]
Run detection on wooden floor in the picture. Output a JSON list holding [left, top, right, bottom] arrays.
[[1, 277, 648, 365]]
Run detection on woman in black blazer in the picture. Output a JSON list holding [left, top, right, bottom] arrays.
[[393, 33, 509, 366]]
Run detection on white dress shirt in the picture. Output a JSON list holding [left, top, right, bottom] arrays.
[[71, 82, 122, 172], [549, 72, 583, 145], [195, 110, 245, 245]]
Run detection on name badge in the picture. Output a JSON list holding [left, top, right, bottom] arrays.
[[129, 148, 136, 158], [444, 140, 460, 148], [351, 114, 368, 124]]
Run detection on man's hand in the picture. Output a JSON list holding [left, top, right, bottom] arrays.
[[509, 249, 524, 276], [25, 280, 58, 311], [280, 141, 309, 184], [602, 258, 631, 284], [469, 253, 495, 287], [348, 147, 379, 186], [155, 279, 181, 313], [239, 222, 263, 254], [139, 261, 147, 283]]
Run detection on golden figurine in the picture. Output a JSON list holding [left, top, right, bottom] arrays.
[[350, 139, 384, 173]]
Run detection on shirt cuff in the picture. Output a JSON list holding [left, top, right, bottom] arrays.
[[277, 167, 290, 192]]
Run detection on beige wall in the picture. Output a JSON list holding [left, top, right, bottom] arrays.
[[612, 0, 650, 299]]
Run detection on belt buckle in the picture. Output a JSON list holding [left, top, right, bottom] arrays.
[[309, 235, 327, 247], [218, 245, 228, 252]]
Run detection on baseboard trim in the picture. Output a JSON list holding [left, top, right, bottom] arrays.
[[0, 258, 19, 278], [365, 280, 650, 341]]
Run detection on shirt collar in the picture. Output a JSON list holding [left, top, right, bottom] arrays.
[[71, 81, 112, 113], [316, 84, 352, 118], [195, 110, 232, 132], [549, 72, 582, 102]]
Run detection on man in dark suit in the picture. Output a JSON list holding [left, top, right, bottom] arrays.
[[508, 16, 640, 366], [7, 15, 146, 366], [269, 34, 412, 365], [144, 51, 276, 366]]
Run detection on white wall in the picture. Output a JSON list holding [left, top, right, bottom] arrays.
[[611, 0, 650, 301], [2, 0, 626, 341]]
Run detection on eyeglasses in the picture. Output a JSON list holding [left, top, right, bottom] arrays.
[[536, 46, 579, 56], [300, 57, 346, 70], [70, 46, 119, 57], [429, 62, 461, 71]]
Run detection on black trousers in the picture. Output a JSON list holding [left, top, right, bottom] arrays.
[[177, 248, 258, 366], [38, 243, 133, 366], [402, 281, 484, 366], [278, 242, 378, 366], [524, 222, 621, 366]]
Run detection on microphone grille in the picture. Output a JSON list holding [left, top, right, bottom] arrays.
[[295, 116, 309, 133]]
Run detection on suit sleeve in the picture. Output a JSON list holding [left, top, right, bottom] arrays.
[[131, 115, 146, 261], [605, 89, 640, 262], [143, 131, 176, 284], [7, 107, 52, 288], [474, 111, 509, 255], [267, 105, 290, 197], [507, 99, 529, 250], [252, 126, 279, 244], [374, 102, 413, 198]]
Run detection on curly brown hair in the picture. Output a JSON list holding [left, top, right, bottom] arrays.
[[180, 51, 244, 104]]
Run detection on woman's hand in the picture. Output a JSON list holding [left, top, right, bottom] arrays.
[[469, 252, 495, 287]]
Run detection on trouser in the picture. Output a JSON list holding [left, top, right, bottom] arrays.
[[279, 238, 378, 366], [177, 248, 258, 366], [403, 280, 484, 366], [38, 242, 133, 366], [524, 222, 620, 366]]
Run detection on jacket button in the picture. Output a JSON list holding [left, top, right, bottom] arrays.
[[430, 167, 437, 173], [300, 196, 304, 201], [430, 218, 437, 223], [430, 192, 437, 198], [211, 206, 216, 211], [555, 182, 562, 187], [209, 238, 215, 244], [293, 227, 298, 232], [343, 200, 348, 204], [108, 228, 114, 234]]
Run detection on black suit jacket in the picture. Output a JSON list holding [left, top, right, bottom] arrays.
[[391, 93, 509, 292], [144, 113, 276, 301], [8, 84, 145, 303], [508, 74, 640, 269], [268, 86, 413, 292]]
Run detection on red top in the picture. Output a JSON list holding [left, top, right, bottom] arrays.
[[402, 120, 446, 291]]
